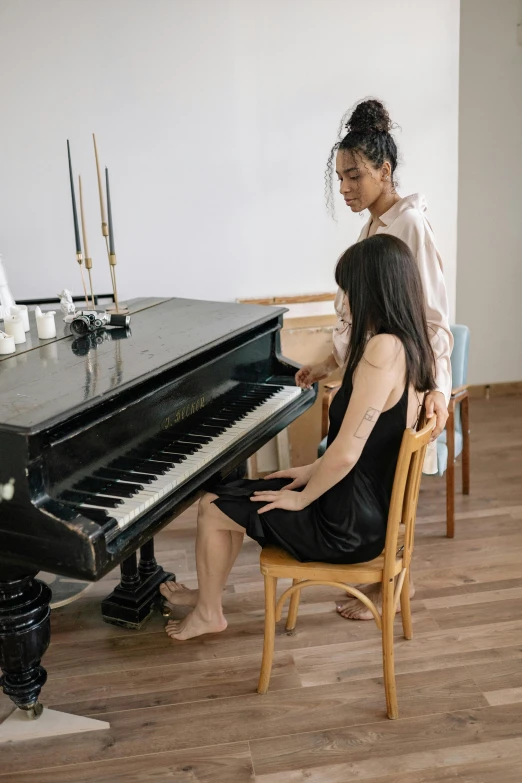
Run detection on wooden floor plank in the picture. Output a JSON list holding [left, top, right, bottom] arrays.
[[45, 652, 301, 715], [249, 704, 522, 777], [0, 741, 253, 783], [254, 737, 522, 782]]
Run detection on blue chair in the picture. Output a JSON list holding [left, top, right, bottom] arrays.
[[318, 324, 471, 538], [437, 324, 471, 538]]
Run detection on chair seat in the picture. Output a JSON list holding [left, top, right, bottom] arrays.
[[260, 543, 403, 585]]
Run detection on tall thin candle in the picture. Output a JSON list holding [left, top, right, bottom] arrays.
[[67, 140, 81, 254], [105, 167, 115, 255], [93, 133, 108, 236], [78, 175, 90, 260]]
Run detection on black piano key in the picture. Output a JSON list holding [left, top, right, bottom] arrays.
[[60, 490, 124, 509], [74, 477, 143, 497], [95, 468, 155, 485], [175, 435, 213, 445], [93, 484, 141, 500], [110, 457, 169, 475], [133, 441, 190, 464], [152, 441, 198, 455], [188, 426, 226, 436], [126, 450, 179, 467]]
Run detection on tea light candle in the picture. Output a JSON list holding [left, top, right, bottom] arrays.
[[0, 330, 15, 354], [10, 305, 30, 332], [35, 307, 57, 339], [3, 315, 26, 345]]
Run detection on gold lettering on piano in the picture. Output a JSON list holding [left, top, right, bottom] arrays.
[[161, 396, 206, 430]]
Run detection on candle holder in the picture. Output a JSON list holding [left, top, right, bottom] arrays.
[[76, 252, 90, 308], [106, 253, 128, 315], [79, 174, 95, 309]]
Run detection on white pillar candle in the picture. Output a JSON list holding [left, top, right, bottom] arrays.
[[35, 307, 57, 339], [3, 315, 26, 344], [10, 305, 30, 332], [0, 330, 15, 354]]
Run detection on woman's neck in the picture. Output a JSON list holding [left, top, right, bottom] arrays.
[[369, 191, 401, 221]]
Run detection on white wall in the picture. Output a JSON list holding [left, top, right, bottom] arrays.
[[457, 0, 522, 383], [0, 0, 459, 313]]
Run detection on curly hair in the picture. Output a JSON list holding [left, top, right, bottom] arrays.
[[325, 98, 400, 216]]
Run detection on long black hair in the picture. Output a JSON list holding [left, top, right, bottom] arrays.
[[326, 98, 399, 215], [335, 234, 435, 393]]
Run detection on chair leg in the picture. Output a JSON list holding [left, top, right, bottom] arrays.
[[446, 460, 455, 538], [257, 574, 277, 694], [461, 396, 470, 496], [446, 408, 455, 538], [382, 578, 398, 719], [285, 579, 301, 632], [400, 570, 413, 640]]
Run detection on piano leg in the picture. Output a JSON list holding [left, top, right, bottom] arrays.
[[101, 540, 173, 630], [0, 566, 52, 718]]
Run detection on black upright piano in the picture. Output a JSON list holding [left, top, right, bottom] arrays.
[[0, 297, 316, 717]]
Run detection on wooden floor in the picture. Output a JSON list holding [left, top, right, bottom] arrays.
[[2, 395, 522, 782]]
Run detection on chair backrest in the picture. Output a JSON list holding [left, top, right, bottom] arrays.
[[450, 324, 470, 435], [450, 324, 470, 388], [383, 415, 436, 579]]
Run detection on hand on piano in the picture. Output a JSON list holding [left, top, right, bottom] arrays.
[[251, 488, 309, 514], [264, 464, 316, 490], [295, 362, 329, 389]]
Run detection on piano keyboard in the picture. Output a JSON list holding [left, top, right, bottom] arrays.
[[56, 383, 301, 535]]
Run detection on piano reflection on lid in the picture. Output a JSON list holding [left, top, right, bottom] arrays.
[[0, 296, 316, 718], [71, 326, 131, 356]]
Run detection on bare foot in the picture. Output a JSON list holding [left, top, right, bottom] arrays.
[[336, 581, 415, 621], [335, 583, 369, 617], [160, 581, 199, 607], [165, 607, 227, 641]]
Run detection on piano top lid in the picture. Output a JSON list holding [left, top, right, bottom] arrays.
[[0, 297, 287, 433]]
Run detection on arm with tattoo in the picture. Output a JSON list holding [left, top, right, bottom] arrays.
[[299, 334, 404, 507]]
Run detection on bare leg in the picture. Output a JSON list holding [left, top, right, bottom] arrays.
[[166, 493, 245, 641], [336, 575, 415, 621], [160, 500, 243, 608]]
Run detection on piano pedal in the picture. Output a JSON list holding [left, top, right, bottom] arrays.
[[160, 600, 172, 618]]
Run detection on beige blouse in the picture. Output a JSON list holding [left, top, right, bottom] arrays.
[[333, 193, 453, 403]]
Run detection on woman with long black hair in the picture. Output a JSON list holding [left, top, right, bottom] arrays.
[[160, 234, 435, 641]]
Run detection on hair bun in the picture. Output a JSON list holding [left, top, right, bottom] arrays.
[[346, 99, 392, 134]]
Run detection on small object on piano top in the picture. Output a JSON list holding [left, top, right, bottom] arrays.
[[10, 305, 30, 332], [59, 289, 76, 318], [3, 314, 25, 345], [35, 307, 57, 340], [70, 310, 130, 336], [0, 330, 15, 354]]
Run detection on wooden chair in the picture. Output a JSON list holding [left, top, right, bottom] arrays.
[[257, 415, 436, 720]]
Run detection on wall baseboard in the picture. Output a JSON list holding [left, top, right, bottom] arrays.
[[469, 381, 522, 399]]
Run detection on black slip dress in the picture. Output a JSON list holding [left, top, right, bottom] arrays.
[[212, 372, 408, 564]]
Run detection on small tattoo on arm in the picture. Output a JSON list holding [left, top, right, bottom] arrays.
[[354, 407, 381, 439]]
